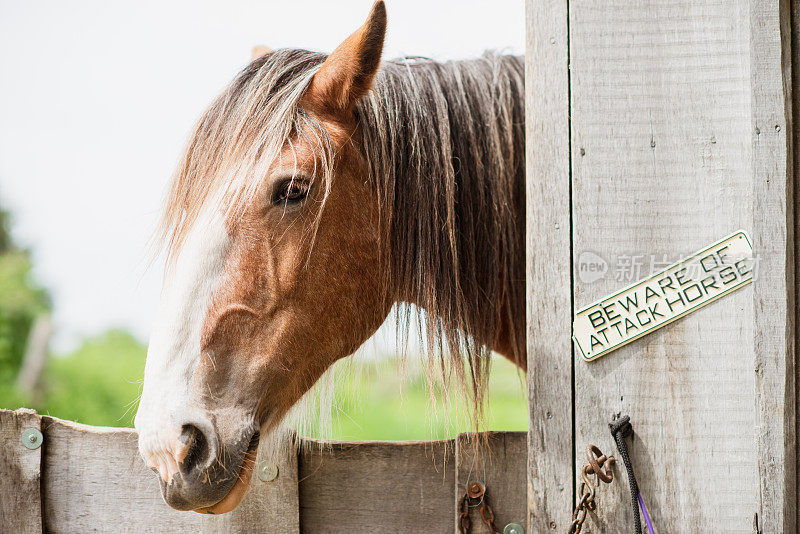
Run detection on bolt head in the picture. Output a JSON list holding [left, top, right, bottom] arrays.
[[21, 428, 43, 450], [257, 461, 279, 482]]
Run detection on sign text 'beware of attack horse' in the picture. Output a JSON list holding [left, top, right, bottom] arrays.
[[573, 231, 754, 362]]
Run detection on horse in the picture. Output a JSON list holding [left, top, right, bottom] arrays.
[[134, 0, 525, 514]]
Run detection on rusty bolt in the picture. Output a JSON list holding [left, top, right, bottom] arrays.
[[467, 481, 485, 499]]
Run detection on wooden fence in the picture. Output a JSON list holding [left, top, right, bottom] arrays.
[[0, 409, 526, 533]]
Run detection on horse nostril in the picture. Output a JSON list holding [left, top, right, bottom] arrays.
[[178, 423, 212, 475]]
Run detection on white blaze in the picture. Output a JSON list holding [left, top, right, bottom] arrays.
[[135, 208, 231, 481]]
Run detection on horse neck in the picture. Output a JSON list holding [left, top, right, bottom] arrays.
[[366, 54, 527, 366]]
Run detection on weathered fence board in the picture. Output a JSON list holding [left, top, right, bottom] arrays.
[[570, 1, 759, 531], [455, 432, 527, 533], [0, 409, 42, 534], [298, 440, 454, 533], [750, 1, 796, 531], [201, 432, 299, 533], [525, 0, 575, 532], [41, 415, 299, 534], [792, 0, 800, 525]]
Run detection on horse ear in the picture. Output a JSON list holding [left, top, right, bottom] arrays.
[[304, 1, 386, 115], [251, 45, 273, 61]]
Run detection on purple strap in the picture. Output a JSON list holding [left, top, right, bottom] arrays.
[[638, 493, 654, 534]]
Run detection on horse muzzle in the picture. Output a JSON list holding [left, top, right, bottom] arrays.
[[136, 409, 260, 513]]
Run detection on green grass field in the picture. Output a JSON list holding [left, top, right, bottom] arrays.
[[303, 355, 528, 440], [7, 332, 528, 439]]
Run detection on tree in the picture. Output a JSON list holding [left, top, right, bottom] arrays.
[[0, 207, 12, 253], [0, 204, 50, 392]]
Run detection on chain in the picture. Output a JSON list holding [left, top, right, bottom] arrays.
[[568, 445, 616, 534], [457, 444, 615, 534], [458, 481, 500, 534]]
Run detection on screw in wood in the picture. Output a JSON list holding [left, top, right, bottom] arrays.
[[20, 428, 43, 450], [257, 461, 279, 482]]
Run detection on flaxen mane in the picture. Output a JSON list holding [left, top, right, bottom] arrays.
[[161, 48, 525, 431]]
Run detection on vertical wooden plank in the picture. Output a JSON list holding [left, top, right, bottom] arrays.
[[298, 440, 454, 533], [792, 2, 800, 528], [0, 409, 43, 534], [525, 0, 574, 531], [454, 432, 527, 533], [41, 416, 299, 533], [570, 1, 759, 532], [751, 1, 796, 531]]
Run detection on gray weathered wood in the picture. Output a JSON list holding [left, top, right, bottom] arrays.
[[751, 1, 796, 532], [0, 409, 43, 534], [454, 432, 527, 533], [299, 439, 454, 533], [40, 415, 298, 533], [203, 433, 299, 533], [792, 1, 800, 527], [525, 0, 575, 531], [569, 0, 761, 531], [1, 410, 528, 532]]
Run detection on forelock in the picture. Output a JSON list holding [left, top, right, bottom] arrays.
[[159, 49, 333, 261]]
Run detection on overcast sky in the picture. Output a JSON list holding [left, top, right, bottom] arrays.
[[0, 0, 524, 350]]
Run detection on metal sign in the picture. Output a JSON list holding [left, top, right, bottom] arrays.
[[573, 231, 754, 362]]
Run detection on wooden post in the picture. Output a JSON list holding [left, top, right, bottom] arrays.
[[525, 0, 795, 531], [751, 1, 796, 530], [525, 0, 574, 531]]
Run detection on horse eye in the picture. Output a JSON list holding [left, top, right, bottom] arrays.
[[272, 178, 309, 206]]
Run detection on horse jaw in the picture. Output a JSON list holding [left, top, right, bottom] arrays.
[[194, 445, 258, 514]]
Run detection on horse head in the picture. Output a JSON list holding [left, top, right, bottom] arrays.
[[134, 0, 526, 514], [135, 2, 392, 514]]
